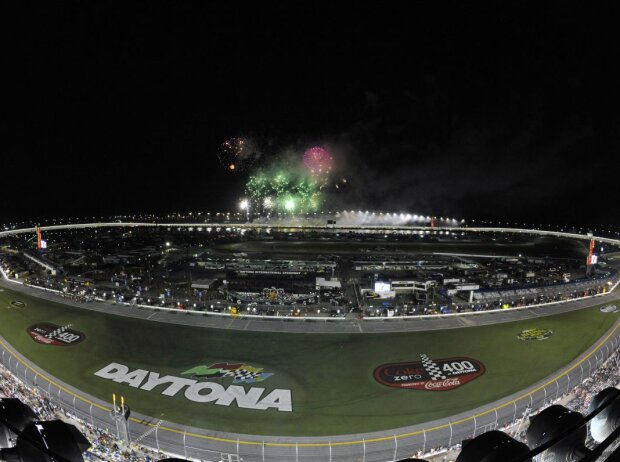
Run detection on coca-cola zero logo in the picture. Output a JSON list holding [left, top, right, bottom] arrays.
[[27, 323, 85, 346], [374, 354, 485, 391]]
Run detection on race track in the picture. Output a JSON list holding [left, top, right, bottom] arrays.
[[2, 222, 620, 461], [1, 279, 620, 461]]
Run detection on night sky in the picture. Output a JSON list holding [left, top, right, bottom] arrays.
[[6, 2, 620, 226]]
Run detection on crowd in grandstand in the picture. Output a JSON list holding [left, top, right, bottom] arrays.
[[567, 350, 620, 415], [0, 365, 162, 461]]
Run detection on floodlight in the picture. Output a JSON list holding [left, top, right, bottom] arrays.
[[526, 405, 588, 461], [1, 419, 90, 462], [589, 387, 620, 443], [455, 430, 530, 462], [0, 399, 37, 449]]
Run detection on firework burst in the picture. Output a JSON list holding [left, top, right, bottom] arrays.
[[302, 146, 332, 175], [246, 168, 322, 214], [217, 137, 260, 172]]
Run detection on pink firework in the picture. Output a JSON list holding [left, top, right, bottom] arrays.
[[303, 146, 332, 174]]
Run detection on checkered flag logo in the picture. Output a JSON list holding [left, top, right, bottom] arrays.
[[45, 324, 71, 339], [221, 366, 273, 384], [218, 369, 258, 381], [231, 369, 260, 383], [420, 354, 446, 381], [183, 362, 273, 384]]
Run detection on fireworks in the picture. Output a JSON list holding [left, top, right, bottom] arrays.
[[263, 196, 274, 209], [245, 168, 322, 214], [334, 177, 347, 190], [217, 137, 260, 172], [283, 197, 296, 211], [303, 146, 332, 175], [218, 138, 340, 215]]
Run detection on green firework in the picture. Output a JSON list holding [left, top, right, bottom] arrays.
[[246, 168, 322, 213]]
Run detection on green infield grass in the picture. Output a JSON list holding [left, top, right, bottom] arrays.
[[0, 287, 618, 436]]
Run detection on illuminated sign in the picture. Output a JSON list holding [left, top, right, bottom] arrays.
[[590, 254, 598, 265]]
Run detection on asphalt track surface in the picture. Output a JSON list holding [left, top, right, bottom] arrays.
[[2, 279, 620, 461]]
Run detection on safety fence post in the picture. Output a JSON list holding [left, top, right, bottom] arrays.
[[513, 401, 517, 422], [363, 438, 366, 462], [393, 434, 398, 461]]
